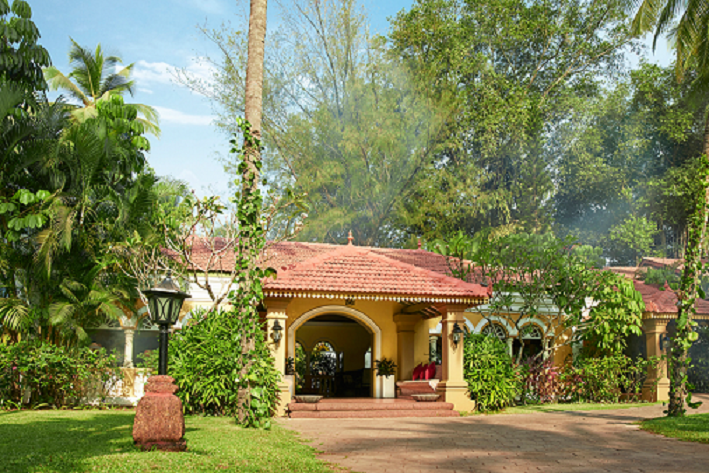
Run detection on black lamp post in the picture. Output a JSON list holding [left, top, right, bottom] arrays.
[[272, 319, 283, 344], [142, 271, 191, 375], [452, 322, 464, 347]]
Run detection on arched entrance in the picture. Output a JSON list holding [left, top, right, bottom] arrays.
[[288, 305, 382, 398]]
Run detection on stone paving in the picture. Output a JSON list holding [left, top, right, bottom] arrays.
[[281, 394, 709, 473]]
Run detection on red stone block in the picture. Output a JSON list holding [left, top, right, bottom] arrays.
[[132, 375, 186, 452]]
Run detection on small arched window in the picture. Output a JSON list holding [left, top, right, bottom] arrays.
[[521, 325, 543, 340], [482, 323, 507, 341]]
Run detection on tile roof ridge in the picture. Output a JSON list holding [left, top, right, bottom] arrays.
[[347, 245, 483, 291]]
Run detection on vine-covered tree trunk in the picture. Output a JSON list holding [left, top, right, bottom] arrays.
[[667, 108, 709, 416], [236, 0, 268, 425]]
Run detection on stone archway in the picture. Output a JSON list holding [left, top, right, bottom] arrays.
[[288, 305, 382, 398]]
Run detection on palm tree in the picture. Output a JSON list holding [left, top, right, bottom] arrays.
[[44, 39, 160, 136], [630, 0, 709, 417]]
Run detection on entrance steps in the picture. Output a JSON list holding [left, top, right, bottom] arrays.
[[288, 398, 459, 418]]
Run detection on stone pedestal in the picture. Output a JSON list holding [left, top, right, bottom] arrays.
[[132, 376, 186, 452]]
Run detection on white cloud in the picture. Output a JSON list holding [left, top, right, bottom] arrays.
[[138, 87, 154, 94], [153, 106, 214, 126], [124, 58, 217, 96]]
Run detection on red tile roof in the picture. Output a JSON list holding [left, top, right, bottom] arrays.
[[264, 243, 487, 300], [180, 238, 486, 301], [634, 280, 709, 315]]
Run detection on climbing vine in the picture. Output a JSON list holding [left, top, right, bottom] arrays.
[[667, 156, 709, 416], [229, 118, 278, 428]]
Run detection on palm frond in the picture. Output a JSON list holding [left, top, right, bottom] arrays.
[[43, 66, 89, 105], [0, 298, 31, 331]]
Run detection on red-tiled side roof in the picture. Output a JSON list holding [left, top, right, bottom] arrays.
[[263, 243, 487, 300], [634, 280, 709, 315], [605, 266, 646, 280]]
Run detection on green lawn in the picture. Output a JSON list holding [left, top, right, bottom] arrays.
[[0, 410, 335, 473], [462, 401, 659, 416], [640, 413, 709, 444]]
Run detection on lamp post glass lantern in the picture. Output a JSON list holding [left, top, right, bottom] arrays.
[[272, 319, 283, 343], [452, 322, 464, 347], [143, 271, 191, 375]]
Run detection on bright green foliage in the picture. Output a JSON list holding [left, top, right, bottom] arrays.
[[228, 118, 280, 428], [0, 340, 121, 409], [0, 7, 169, 345], [170, 308, 279, 422], [560, 354, 655, 403], [580, 271, 645, 356], [463, 333, 521, 412], [441, 233, 644, 360], [43, 39, 160, 136], [0, 0, 51, 91]]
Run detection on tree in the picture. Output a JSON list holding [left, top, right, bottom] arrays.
[[434, 232, 644, 362], [389, 0, 636, 239], [630, 0, 709, 416], [176, 0, 451, 247], [233, 0, 271, 426], [44, 39, 160, 135], [553, 63, 707, 262]]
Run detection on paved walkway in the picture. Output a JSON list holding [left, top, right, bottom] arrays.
[[281, 394, 709, 473]]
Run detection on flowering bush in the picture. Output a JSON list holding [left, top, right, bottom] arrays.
[[521, 358, 560, 403], [0, 341, 121, 409]]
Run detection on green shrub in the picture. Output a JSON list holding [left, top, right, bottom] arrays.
[[559, 353, 654, 403], [463, 334, 521, 412], [169, 308, 280, 426], [0, 341, 121, 409]]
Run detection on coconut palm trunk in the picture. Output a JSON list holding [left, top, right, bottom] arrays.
[[237, 0, 268, 425]]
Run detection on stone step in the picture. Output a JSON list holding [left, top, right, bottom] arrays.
[[289, 401, 454, 412], [289, 409, 459, 419]]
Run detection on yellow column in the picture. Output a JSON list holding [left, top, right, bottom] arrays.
[[436, 304, 476, 412], [642, 316, 670, 402], [394, 313, 420, 381], [266, 299, 291, 416]]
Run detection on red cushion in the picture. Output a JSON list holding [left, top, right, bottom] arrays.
[[413, 364, 423, 380], [425, 362, 436, 380]]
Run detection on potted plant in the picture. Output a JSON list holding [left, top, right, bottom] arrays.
[[375, 358, 397, 398]]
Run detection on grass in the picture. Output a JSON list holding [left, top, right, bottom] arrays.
[[640, 413, 709, 444], [0, 410, 335, 473], [461, 401, 659, 416]]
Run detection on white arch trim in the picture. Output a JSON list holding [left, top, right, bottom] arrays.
[[287, 305, 382, 398], [516, 317, 549, 338], [472, 316, 518, 337]]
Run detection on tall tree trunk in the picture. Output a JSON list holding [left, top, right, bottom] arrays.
[[237, 0, 268, 425], [667, 107, 709, 416]]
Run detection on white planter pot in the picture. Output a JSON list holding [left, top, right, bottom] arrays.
[[379, 376, 396, 398]]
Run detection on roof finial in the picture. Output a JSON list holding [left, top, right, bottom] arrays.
[[347, 230, 354, 245], [417, 237, 422, 250]]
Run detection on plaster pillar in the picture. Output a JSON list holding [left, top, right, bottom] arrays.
[[436, 304, 476, 412], [506, 338, 514, 358], [642, 317, 670, 402], [266, 299, 291, 416], [122, 328, 136, 368], [394, 313, 420, 381]]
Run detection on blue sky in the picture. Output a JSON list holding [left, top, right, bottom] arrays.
[[29, 0, 673, 198]]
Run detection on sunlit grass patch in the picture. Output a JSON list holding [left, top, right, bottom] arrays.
[[0, 410, 334, 472]]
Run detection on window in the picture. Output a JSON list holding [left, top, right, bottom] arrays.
[[481, 323, 507, 341]]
